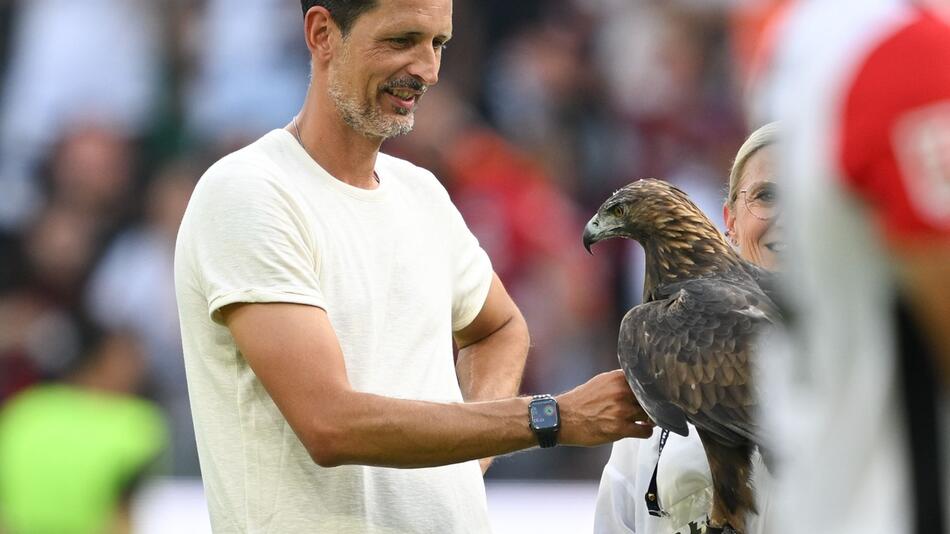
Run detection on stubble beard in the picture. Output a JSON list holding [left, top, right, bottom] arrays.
[[328, 53, 415, 140]]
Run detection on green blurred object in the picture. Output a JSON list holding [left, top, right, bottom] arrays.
[[0, 385, 167, 534]]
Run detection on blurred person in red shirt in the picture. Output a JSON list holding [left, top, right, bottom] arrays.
[[757, 0, 950, 532]]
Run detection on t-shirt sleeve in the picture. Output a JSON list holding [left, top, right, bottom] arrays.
[[839, 14, 950, 243], [445, 194, 493, 332], [183, 161, 326, 324]]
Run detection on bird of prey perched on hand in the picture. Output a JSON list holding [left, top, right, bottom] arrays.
[[583, 179, 780, 534]]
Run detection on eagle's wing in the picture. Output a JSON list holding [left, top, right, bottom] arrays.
[[742, 261, 788, 315], [618, 278, 776, 448]]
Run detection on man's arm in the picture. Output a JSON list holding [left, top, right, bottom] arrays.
[[455, 274, 529, 406], [222, 302, 653, 469], [454, 274, 529, 472]]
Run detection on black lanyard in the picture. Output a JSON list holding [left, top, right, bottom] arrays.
[[645, 429, 670, 517]]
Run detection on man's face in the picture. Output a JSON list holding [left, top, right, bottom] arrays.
[[327, 0, 452, 140]]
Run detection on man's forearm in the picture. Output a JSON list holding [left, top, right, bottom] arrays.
[[310, 313, 534, 470], [225, 295, 649, 472], [301, 369, 653, 469], [308, 392, 536, 468]]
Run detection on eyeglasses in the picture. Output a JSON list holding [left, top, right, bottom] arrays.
[[738, 181, 778, 220]]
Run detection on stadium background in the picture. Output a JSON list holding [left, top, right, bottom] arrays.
[[0, 0, 786, 530]]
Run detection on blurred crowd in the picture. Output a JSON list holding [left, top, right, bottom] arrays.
[[0, 0, 783, 502]]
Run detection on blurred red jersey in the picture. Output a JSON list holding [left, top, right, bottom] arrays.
[[757, 0, 950, 533]]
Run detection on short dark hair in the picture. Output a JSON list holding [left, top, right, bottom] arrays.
[[301, 1, 380, 37]]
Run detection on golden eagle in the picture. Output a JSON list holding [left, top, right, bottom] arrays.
[[583, 179, 779, 533]]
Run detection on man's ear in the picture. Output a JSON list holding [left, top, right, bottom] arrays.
[[304, 6, 338, 63]]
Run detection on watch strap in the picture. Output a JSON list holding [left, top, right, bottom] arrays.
[[536, 427, 558, 448]]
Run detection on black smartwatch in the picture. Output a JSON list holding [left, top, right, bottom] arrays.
[[528, 394, 560, 448]]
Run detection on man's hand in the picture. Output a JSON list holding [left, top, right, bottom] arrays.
[[556, 370, 655, 446]]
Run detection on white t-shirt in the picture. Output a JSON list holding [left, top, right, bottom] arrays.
[[174, 129, 494, 533], [594, 427, 771, 534]]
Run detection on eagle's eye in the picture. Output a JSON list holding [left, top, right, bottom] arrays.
[[612, 204, 626, 218]]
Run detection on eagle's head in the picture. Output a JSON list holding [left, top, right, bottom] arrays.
[[584, 179, 723, 251], [583, 179, 741, 293]]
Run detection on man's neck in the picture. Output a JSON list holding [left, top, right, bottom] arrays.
[[291, 93, 383, 190]]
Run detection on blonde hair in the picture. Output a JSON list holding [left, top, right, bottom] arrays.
[[727, 122, 779, 207]]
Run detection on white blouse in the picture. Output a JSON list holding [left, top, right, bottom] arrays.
[[594, 425, 772, 534]]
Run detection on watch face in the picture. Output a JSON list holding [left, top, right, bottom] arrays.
[[530, 399, 558, 429]]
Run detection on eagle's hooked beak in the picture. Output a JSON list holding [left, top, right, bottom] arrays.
[[583, 214, 601, 254]]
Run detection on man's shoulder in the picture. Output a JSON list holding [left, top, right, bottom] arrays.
[[178, 131, 302, 254], [194, 130, 298, 202], [203, 130, 288, 181]]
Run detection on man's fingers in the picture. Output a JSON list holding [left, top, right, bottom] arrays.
[[620, 401, 651, 422], [626, 421, 656, 439], [616, 402, 655, 439]]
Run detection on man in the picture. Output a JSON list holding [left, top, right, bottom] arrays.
[[174, 1, 654, 532], [757, 0, 950, 532]]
